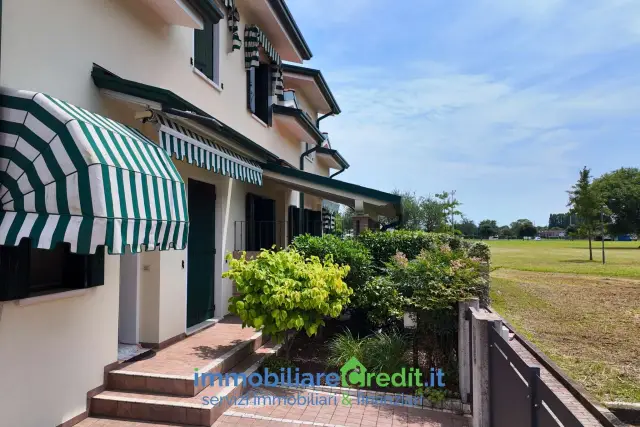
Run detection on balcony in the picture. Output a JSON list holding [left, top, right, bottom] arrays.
[[273, 90, 325, 144]]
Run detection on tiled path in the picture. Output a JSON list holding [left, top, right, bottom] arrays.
[[212, 387, 470, 427], [509, 336, 603, 426], [120, 318, 258, 375]]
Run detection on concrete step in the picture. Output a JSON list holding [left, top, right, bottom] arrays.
[[108, 330, 265, 397], [91, 343, 279, 426]]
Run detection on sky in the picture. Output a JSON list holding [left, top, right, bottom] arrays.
[[286, 0, 640, 226]]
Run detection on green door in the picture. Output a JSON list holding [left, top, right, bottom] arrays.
[[187, 179, 216, 327]]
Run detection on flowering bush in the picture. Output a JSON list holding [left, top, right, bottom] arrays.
[[388, 245, 480, 312]]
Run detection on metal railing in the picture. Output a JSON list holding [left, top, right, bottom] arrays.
[[233, 221, 324, 251]]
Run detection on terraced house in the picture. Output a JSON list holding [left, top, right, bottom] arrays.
[[0, 0, 402, 426]]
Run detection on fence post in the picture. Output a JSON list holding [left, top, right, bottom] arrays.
[[471, 309, 502, 427], [459, 298, 479, 404]]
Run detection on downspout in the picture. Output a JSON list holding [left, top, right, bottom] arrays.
[[298, 144, 320, 236], [330, 168, 346, 179], [316, 112, 333, 128]]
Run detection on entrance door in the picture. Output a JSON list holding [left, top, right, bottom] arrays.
[[187, 179, 216, 328]]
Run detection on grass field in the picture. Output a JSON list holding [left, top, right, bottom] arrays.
[[487, 239, 640, 403]]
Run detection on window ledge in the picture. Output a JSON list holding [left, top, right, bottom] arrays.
[[16, 288, 90, 307], [192, 67, 222, 92], [251, 114, 269, 128]]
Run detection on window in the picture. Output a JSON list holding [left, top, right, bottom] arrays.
[[194, 18, 220, 84], [0, 240, 105, 301], [246, 193, 277, 250], [247, 63, 272, 124]]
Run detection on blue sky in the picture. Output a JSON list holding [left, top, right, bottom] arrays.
[[286, 0, 640, 226]]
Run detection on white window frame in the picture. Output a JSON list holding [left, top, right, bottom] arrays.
[[192, 21, 222, 91]]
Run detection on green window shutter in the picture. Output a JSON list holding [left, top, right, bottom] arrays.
[[0, 241, 30, 301], [194, 20, 214, 80]]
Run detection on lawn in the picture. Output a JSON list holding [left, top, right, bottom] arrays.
[[487, 240, 640, 403], [489, 239, 640, 278]]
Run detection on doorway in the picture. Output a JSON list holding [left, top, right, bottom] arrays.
[[118, 252, 146, 361], [186, 179, 216, 328]]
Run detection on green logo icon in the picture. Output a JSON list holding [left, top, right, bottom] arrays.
[[340, 357, 367, 387]]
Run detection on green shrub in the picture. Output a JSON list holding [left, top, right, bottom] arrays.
[[388, 246, 479, 311], [353, 276, 404, 328], [262, 356, 296, 371], [364, 329, 410, 374], [291, 234, 373, 293], [326, 329, 364, 367], [327, 329, 410, 374], [224, 249, 352, 344]]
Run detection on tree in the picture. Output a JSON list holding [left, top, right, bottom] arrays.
[[510, 219, 537, 238], [455, 217, 478, 237], [498, 225, 514, 239], [392, 190, 462, 233], [592, 168, 640, 238], [519, 222, 537, 238], [567, 167, 602, 261], [478, 220, 499, 239]]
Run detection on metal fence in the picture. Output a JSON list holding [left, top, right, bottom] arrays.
[[233, 221, 324, 251], [488, 325, 584, 427]]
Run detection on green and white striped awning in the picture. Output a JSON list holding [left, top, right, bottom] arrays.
[[244, 24, 284, 96], [0, 88, 189, 255], [157, 114, 263, 186], [224, 0, 241, 51]]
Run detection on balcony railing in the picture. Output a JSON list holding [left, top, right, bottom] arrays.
[[233, 220, 324, 251]]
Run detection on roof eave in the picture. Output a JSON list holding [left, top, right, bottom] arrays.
[[91, 64, 279, 162], [267, 0, 312, 60], [282, 63, 341, 115], [272, 104, 325, 143]]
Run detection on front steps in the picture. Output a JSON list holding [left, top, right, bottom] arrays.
[[82, 319, 279, 426]]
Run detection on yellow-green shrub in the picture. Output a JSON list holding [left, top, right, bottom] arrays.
[[223, 249, 352, 343]]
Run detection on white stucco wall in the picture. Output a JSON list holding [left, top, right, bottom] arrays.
[[0, 0, 320, 168], [0, 252, 120, 427]]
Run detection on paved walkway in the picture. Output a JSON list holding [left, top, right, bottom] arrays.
[[212, 387, 470, 427]]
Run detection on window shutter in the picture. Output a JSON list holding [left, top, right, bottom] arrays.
[[0, 240, 30, 301], [255, 64, 270, 123], [246, 68, 256, 114], [88, 247, 105, 288], [194, 20, 214, 80]]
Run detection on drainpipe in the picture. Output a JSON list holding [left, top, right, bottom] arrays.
[[299, 144, 320, 236], [316, 112, 333, 128], [330, 168, 346, 179]]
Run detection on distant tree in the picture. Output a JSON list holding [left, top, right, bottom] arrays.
[[395, 191, 423, 231], [592, 168, 640, 238], [568, 167, 602, 261], [519, 222, 537, 238], [510, 219, 536, 238], [498, 225, 514, 239], [548, 213, 572, 229], [478, 219, 499, 239], [455, 217, 478, 237]]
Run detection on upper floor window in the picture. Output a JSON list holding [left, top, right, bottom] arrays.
[[194, 18, 220, 85], [247, 64, 272, 125]]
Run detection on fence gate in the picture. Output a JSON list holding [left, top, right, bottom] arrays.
[[488, 324, 585, 427], [489, 325, 539, 427]]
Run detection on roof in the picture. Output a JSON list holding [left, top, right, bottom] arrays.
[[281, 63, 341, 115], [261, 162, 402, 218], [268, 0, 312, 60], [272, 104, 326, 144]]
